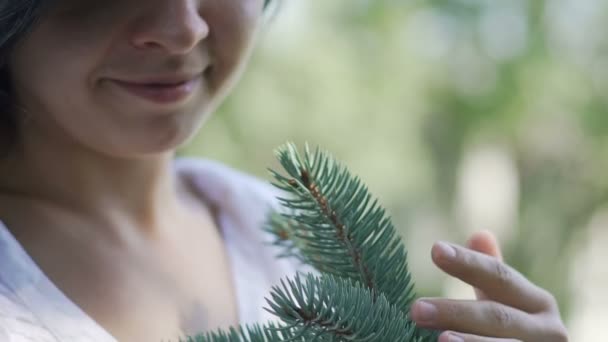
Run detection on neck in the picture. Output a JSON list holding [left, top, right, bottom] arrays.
[[0, 122, 186, 237]]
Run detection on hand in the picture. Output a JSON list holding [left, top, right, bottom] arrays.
[[410, 231, 569, 342]]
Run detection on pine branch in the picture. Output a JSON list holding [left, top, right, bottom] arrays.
[[266, 142, 438, 340], [267, 143, 415, 311], [266, 272, 417, 341], [181, 322, 302, 342], [182, 142, 439, 342], [187, 273, 418, 342]]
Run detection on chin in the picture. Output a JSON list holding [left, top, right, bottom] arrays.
[[98, 117, 201, 159], [85, 86, 217, 158]]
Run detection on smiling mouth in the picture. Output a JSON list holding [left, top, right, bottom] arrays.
[[110, 76, 202, 105]]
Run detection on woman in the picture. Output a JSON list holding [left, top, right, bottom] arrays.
[[0, 1, 568, 341]]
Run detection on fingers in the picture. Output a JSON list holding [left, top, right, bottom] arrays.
[[466, 230, 503, 261], [419, 236, 568, 342], [466, 231, 503, 300], [438, 331, 521, 342], [431, 241, 555, 313], [411, 299, 537, 340]]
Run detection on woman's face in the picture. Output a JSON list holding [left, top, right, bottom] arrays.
[[7, 0, 265, 157]]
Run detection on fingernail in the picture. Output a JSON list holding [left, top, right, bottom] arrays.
[[447, 332, 464, 342], [412, 300, 437, 322], [435, 241, 456, 260]]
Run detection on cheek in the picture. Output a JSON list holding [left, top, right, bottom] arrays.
[[7, 8, 121, 117], [9, 37, 97, 122], [46, 0, 126, 39], [205, 0, 263, 92], [15, 2, 129, 91]]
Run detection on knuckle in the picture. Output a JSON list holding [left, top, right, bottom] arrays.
[[490, 307, 514, 329], [493, 261, 512, 287]]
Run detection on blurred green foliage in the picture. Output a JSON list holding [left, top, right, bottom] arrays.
[[181, 0, 608, 329]]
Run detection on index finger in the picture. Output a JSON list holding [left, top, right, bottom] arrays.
[[431, 241, 555, 313]]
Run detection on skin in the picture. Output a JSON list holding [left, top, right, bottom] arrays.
[[0, 0, 264, 340], [0, 0, 568, 340], [411, 231, 569, 342]]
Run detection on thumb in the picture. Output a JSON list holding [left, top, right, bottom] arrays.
[[466, 230, 504, 300]]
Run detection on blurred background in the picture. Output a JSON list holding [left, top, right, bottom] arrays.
[[180, 0, 608, 339]]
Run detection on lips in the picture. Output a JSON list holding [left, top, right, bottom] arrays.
[[109, 75, 202, 105], [120, 74, 200, 85]]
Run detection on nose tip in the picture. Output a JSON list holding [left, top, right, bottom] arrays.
[[167, 17, 210, 53], [131, 3, 210, 54]]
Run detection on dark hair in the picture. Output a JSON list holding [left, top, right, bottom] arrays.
[[0, 0, 49, 149]]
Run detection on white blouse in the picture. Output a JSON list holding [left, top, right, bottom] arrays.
[[0, 158, 305, 341]]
